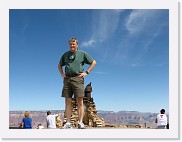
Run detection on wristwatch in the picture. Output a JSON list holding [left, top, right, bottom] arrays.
[[86, 71, 89, 74]]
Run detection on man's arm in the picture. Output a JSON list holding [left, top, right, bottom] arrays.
[[47, 122, 48, 128], [46, 118, 49, 128], [58, 64, 66, 78], [87, 60, 96, 73], [79, 60, 96, 78]]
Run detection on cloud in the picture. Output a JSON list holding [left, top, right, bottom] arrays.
[[108, 10, 168, 67], [125, 10, 160, 35], [81, 10, 124, 48], [81, 39, 96, 47], [80, 10, 168, 68]]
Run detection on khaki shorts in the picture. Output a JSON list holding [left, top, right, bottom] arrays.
[[62, 76, 84, 98]]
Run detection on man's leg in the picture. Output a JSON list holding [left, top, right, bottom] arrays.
[[62, 77, 73, 129], [76, 97, 84, 123], [72, 77, 85, 128], [65, 97, 72, 123]]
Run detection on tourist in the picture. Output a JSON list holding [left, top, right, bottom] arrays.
[[19, 111, 32, 129], [46, 111, 58, 129], [58, 38, 96, 129], [155, 109, 168, 129], [37, 124, 44, 129]]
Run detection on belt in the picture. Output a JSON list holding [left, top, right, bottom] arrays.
[[66, 74, 79, 77]]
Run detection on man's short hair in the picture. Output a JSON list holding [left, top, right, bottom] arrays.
[[69, 38, 78, 44], [160, 109, 165, 114], [47, 111, 51, 115]]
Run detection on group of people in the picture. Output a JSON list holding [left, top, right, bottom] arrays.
[[19, 38, 169, 130], [19, 108, 169, 129], [19, 111, 60, 129]]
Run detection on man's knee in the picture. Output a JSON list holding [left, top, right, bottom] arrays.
[[76, 98, 83, 107], [65, 98, 72, 106]]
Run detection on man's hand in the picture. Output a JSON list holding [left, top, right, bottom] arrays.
[[58, 64, 66, 78], [61, 73, 66, 78], [78, 72, 87, 78]]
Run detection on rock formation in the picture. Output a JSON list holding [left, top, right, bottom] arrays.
[[56, 115, 62, 128], [63, 82, 105, 128]]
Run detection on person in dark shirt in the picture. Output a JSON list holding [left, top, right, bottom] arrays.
[[58, 38, 96, 129], [20, 111, 32, 129]]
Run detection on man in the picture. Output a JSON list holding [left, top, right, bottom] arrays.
[[155, 109, 168, 129], [58, 38, 96, 129], [46, 111, 58, 129]]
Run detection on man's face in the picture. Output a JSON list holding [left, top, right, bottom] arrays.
[[69, 41, 78, 52]]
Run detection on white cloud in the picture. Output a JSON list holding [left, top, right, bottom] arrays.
[[125, 10, 159, 35], [118, 10, 168, 67], [81, 10, 168, 68], [81, 10, 123, 47], [81, 39, 96, 47]]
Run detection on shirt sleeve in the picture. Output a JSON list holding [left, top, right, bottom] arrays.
[[84, 52, 94, 64], [59, 53, 65, 66]]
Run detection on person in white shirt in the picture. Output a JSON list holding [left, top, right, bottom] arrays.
[[46, 111, 58, 129], [155, 109, 168, 129]]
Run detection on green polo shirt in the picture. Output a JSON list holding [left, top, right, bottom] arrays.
[[59, 50, 94, 75]]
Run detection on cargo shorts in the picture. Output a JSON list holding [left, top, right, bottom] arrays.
[[62, 76, 84, 98]]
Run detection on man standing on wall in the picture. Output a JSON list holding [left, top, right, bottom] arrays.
[[58, 38, 96, 129]]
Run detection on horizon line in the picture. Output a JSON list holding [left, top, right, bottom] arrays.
[[9, 109, 159, 113]]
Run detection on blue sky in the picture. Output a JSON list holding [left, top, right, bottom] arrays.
[[9, 9, 169, 113]]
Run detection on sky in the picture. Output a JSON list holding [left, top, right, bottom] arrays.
[[9, 9, 169, 113]]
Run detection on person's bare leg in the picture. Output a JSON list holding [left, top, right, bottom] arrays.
[[65, 97, 72, 123], [76, 97, 84, 123]]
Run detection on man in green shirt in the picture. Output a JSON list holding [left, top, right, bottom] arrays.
[[58, 38, 96, 129]]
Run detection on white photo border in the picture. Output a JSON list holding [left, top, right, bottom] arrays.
[[0, 0, 179, 139]]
